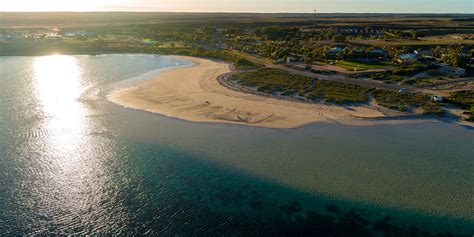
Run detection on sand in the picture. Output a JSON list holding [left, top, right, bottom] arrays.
[[107, 56, 415, 129]]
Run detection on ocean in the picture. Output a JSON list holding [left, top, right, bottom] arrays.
[[0, 54, 472, 235]]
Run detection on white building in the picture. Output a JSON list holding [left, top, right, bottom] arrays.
[[286, 57, 296, 64], [439, 65, 466, 77]]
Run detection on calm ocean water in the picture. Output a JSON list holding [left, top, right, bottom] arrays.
[[0, 54, 472, 235]]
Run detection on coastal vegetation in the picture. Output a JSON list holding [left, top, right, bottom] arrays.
[[330, 60, 392, 71], [307, 80, 371, 104], [230, 68, 444, 114], [391, 64, 432, 76], [230, 68, 315, 95], [152, 46, 233, 61], [233, 57, 263, 70], [447, 90, 474, 120], [371, 90, 443, 115]]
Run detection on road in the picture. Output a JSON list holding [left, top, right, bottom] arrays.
[[226, 49, 411, 92], [226, 48, 474, 97]]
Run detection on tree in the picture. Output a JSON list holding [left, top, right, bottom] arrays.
[[441, 46, 467, 68]]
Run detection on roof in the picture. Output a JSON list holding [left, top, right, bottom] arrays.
[[371, 49, 385, 54], [328, 47, 343, 53], [400, 53, 417, 59], [416, 50, 433, 56]]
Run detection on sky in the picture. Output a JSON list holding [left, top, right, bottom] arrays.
[[0, 0, 473, 13]]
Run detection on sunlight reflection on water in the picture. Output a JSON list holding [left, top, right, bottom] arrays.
[[32, 55, 100, 226], [33, 55, 85, 139]]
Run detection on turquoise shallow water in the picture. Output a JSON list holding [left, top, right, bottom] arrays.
[[0, 54, 473, 235]]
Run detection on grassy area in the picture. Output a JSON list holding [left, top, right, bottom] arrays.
[[233, 57, 263, 70], [372, 90, 443, 114], [225, 49, 272, 65], [401, 77, 445, 87], [156, 41, 186, 48], [230, 68, 444, 114], [368, 73, 406, 84], [447, 90, 474, 109], [333, 60, 392, 71], [392, 64, 431, 76], [230, 68, 370, 104], [229, 68, 314, 96], [447, 90, 474, 121], [153, 46, 234, 61], [307, 80, 371, 104]]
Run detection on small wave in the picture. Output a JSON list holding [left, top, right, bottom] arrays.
[[104, 60, 195, 93], [18, 128, 50, 139]]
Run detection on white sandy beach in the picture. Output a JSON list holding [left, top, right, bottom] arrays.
[[106, 56, 418, 128]]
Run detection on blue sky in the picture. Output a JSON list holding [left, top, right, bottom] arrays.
[[1, 0, 473, 13]]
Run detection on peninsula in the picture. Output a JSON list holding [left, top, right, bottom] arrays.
[[107, 56, 432, 128]]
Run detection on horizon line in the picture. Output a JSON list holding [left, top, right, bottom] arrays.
[[1, 11, 474, 14]]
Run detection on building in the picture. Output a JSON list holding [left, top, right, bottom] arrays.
[[370, 49, 387, 60], [439, 65, 466, 77], [399, 53, 418, 64], [286, 57, 296, 64]]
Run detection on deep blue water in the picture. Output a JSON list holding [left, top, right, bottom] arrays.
[[0, 54, 473, 235]]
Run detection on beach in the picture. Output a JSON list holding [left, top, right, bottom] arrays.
[[107, 56, 421, 128]]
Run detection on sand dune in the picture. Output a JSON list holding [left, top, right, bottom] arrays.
[[107, 56, 398, 128]]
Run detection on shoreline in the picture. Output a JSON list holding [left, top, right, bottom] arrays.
[[106, 56, 444, 129]]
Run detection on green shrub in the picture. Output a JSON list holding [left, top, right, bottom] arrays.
[[233, 57, 262, 70], [308, 80, 371, 104], [372, 90, 442, 114]]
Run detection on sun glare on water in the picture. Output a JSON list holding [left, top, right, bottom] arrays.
[[31, 55, 111, 221], [33, 55, 87, 152]]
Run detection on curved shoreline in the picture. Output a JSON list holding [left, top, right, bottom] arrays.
[[106, 56, 438, 129]]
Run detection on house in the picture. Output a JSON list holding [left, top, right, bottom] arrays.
[[439, 65, 466, 77], [328, 47, 343, 55], [370, 49, 387, 60], [399, 53, 418, 64], [286, 57, 296, 64]]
